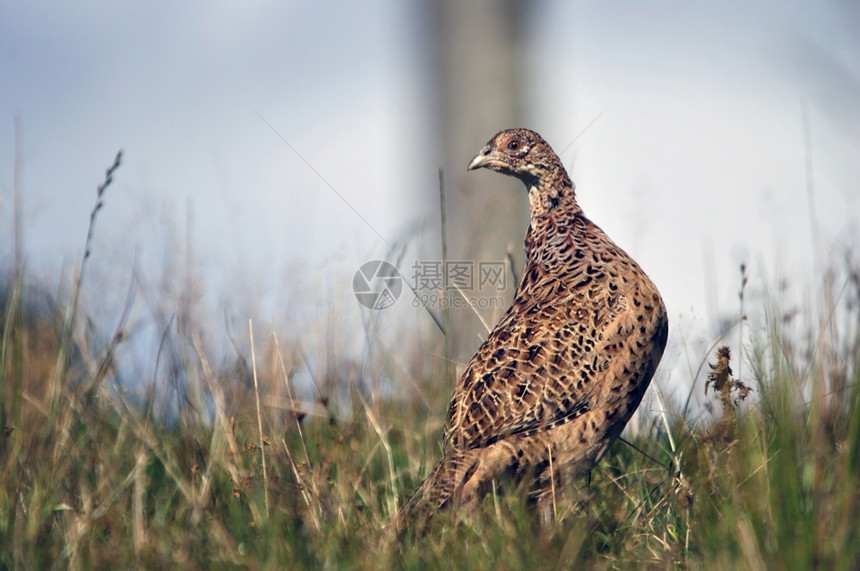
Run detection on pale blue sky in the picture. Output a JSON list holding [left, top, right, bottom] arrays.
[[2, 1, 858, 404]]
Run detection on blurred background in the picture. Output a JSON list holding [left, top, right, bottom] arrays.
[[1, 1, 859, 415]]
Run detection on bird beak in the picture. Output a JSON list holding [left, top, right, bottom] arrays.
[[468, 146, 493, 171]]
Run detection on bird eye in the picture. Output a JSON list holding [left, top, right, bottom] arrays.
[[507, 139, 520, 151]]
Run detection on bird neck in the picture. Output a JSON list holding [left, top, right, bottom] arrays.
[[526, 173, 580, 227]]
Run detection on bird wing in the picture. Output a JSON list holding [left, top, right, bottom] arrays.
[[444, 274, 639, 451]]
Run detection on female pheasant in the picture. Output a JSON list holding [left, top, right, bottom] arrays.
[[402, 128, 668, 523]]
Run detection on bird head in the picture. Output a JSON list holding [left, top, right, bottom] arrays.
[[468, 128, 576, 220], [467, 128, 561, 184]]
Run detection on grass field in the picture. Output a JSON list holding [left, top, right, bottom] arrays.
[[2, 161, 859, 569]]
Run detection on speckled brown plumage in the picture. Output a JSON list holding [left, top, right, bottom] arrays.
[[401, 128, 668, 524]]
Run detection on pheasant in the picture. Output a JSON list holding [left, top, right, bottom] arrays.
[[401, 128, 668, 524]]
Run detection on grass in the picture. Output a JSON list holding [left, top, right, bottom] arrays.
[[1, 157, 859, 569]]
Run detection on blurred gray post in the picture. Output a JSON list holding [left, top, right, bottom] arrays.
[[426, 0, 528, 361]]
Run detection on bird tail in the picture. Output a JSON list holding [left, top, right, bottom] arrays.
[[395, 450, 489, 532], [397, 457, 451, 527]]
